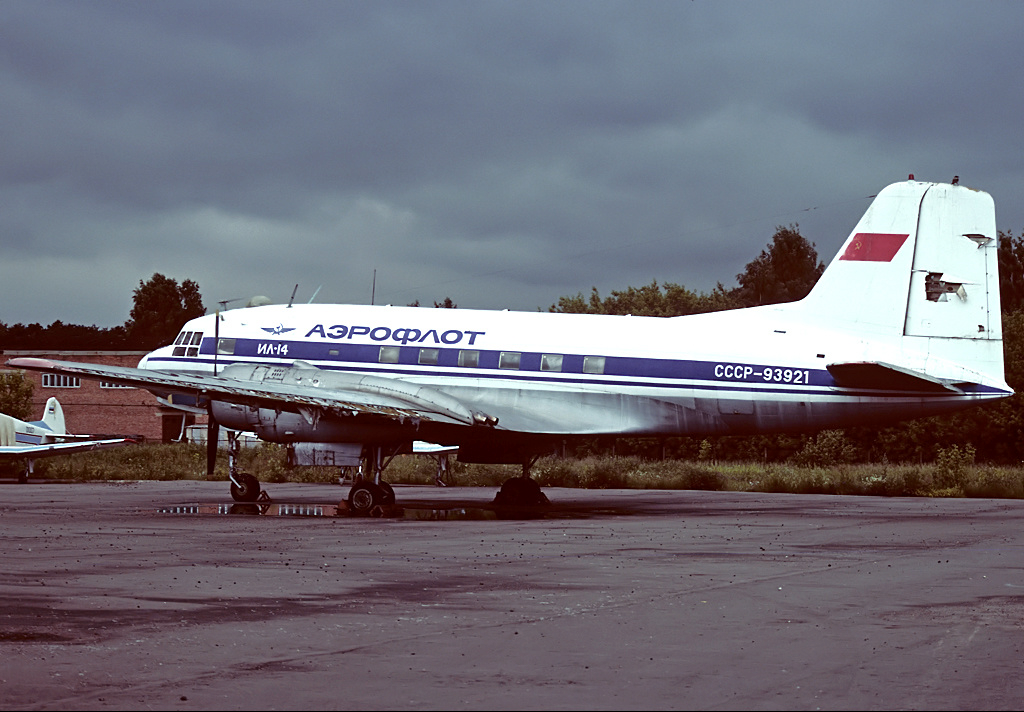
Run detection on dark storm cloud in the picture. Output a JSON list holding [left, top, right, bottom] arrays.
[[1, 0, 1022, 326]]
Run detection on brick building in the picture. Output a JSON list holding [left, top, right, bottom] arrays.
[[2, 351, 203, 443]]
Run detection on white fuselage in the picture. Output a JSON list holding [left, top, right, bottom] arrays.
[[138, 300, 1009, 442]]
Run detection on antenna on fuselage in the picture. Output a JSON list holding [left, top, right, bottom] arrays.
[[213, 308, 220, 377], [287, 284, 298, 308], [371, 269, 376, 305], [217, 297, 243, 311]]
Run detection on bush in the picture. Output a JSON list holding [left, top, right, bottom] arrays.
[[791, 430, 857, 468], [934, 444, 976, 492]]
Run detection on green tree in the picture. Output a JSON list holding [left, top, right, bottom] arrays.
[[733, 225, 824, 307], [550, 281, 740, 317], [0, 371, 34, 421], [125, 274, 205, 350], [998, 230, 1024, 313]]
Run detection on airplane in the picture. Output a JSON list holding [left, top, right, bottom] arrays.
[[7, 178, 1013, 511], [0, 397, 135, 482]]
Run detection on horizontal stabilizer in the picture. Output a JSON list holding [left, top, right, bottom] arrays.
[[0, 438, 135, 459], [827, 361, 965, 394]]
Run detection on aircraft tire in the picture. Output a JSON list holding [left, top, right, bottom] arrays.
[[348, 482, 382, 515], [230, 472, 261, 502], [379, 481, 396, 504], [494, 477, 549, 507]]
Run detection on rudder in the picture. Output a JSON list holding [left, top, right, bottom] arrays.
[[39, 397, 66, 435]]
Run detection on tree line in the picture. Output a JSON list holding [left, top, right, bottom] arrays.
[[550, 226, 1024, 465], [0, 274, 204, 351]]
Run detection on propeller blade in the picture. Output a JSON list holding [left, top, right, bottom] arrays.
[[206, 414, 220, 476]]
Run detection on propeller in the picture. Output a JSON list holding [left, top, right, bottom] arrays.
[[206, 407, 220, 477], [217, 297, 245, 310]]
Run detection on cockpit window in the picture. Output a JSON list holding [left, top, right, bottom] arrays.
[[172, 331, 203, 357]]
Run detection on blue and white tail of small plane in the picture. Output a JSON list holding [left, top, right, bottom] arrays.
[[0, 397, 66, 447]]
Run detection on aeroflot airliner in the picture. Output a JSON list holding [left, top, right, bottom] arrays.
[[9, 179, 1012, 511]]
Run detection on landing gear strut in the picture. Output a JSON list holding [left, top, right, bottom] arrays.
[[227, 431, 266, 503], [19, 459, 35, 484], [494, 455, 549, 508], [346, 444, 400, 516]]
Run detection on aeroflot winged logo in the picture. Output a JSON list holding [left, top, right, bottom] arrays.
[[839, 233, 910, 262], [262, 324, 296, 336]]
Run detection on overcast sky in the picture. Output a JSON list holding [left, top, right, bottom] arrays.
[[2, 0, 1022, 328]]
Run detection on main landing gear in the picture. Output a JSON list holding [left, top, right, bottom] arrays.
[[493, 455, 550, 508], [344, 445, 400, 517], [223, 433, 551, 515], [222, 435, 399, 515]]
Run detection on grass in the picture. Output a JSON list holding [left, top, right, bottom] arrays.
[[9, 441, 1024, 499]]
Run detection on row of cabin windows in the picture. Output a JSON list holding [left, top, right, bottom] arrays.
[[41, 374, 134, 389], [212, 337, 607, 374], [377, 346, 606, 374]]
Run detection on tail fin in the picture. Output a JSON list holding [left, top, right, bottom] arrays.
[[798, 179, 1006, 389], [38, 397, 66, 435], [0, 414, 15, 446]]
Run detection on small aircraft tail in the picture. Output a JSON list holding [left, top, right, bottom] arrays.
[[38, 397, 67, 436], [0, 414, 15, 446], [795, 178, 1007, 391]]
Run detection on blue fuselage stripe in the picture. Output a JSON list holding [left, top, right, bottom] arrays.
[[138, 337, 1006, 399]]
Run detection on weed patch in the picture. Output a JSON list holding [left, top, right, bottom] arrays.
[[26, 443, 1024, 500]]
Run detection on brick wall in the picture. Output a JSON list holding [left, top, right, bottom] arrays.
[[2, 351, 203, 443]]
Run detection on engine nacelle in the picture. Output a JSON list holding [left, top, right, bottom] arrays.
[[217, 361, 496, 426], [210, 401, 419, 444]]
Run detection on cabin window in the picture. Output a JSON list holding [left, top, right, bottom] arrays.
[[583, 356, 606, 374], [540, 354, 563, 372], [174, 331, 190, 345], [419, 348, 439, 365], [42, 374, 80, 388], [217, 338, 236, 355], [499, 351, 521, 370], [459, 350, 480, 368], [378, 346, 400, 364], [328, 349, 339, 356]]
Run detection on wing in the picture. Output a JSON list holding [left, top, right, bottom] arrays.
[[6, 357, 496, 428], [0, 438, 134, 460]]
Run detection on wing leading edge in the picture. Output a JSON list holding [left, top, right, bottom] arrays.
[[6, 357, 496, 428]]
